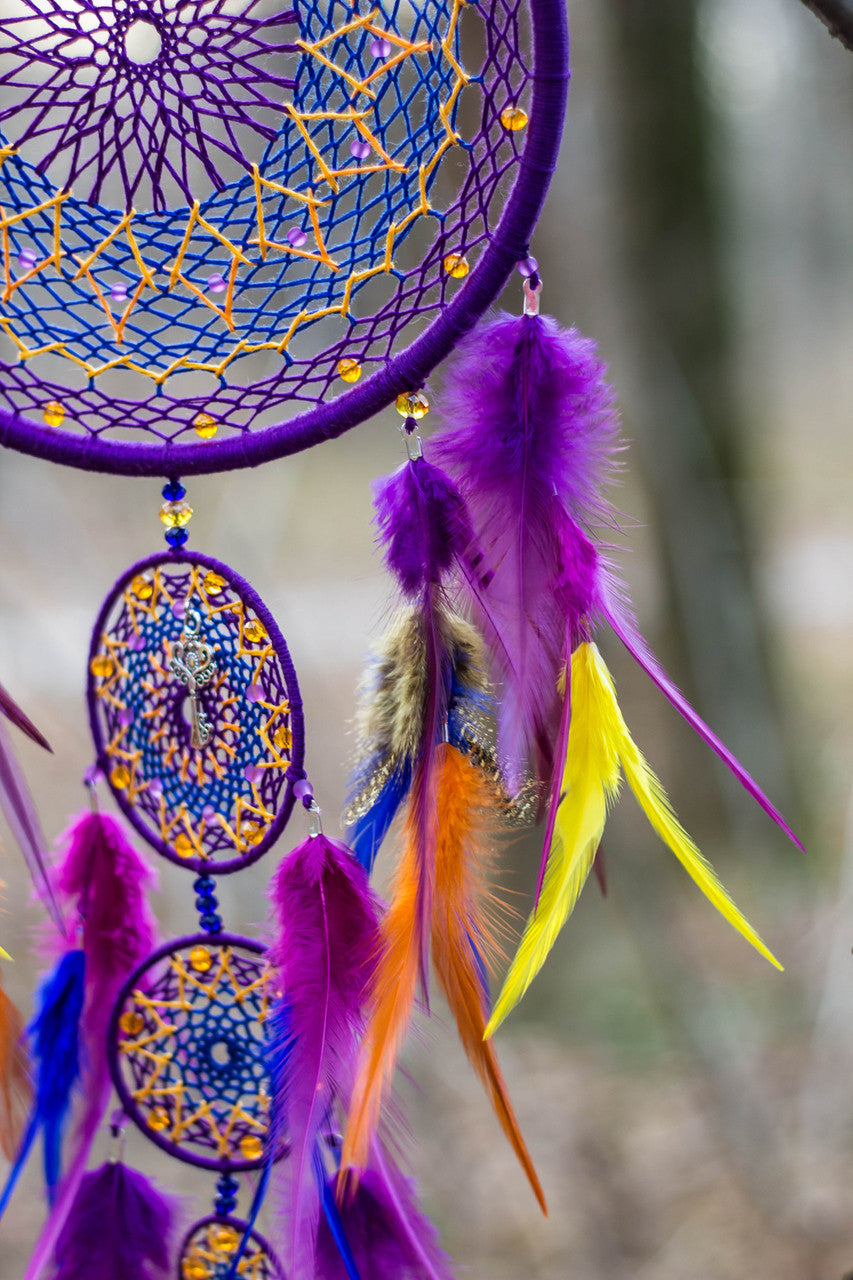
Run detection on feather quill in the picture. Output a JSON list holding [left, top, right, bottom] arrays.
[[0, 974, 31, 1161], [52, 1160, 178, 1280], [487, 643, 782, 1034], [267, 833, 382, 1280]]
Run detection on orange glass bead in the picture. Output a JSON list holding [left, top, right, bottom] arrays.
[[443, 253, 470, 279], [337, 357, 362, 383], [243, 619, 266, 644], [147, 1106, 170, 1131], [89, 654, 114, 679], [43, 400, 65, 427], [500, 105, 528, 131], [240, 1134, 263, 1160], [189, 945, 213, 972], [202, 571, 225, 595], [110, 764, 131, 789], [131, 574, 154, 600], [193, 412, 218, 439], [174, 832, 195, 858], [120, 1010, 144, 1036]]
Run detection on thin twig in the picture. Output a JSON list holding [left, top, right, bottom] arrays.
[[798, 0, 853, 52]]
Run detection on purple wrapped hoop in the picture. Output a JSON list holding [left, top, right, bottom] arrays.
[[176, 1216, 282, 1280], [87, 550, 304, 874], [108, 933, 276, 1172], [0, 0, 569, 476]]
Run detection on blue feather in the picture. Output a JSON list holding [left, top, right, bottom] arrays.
[[348, 759, 413, 873], [0, 950, 85, 1217]]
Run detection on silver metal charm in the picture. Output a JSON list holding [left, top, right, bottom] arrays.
[[170, 607, 217, 749]]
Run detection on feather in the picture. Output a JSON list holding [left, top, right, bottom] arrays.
[[267, 834, 382, 1280], [0, 974, 31, 1161], [22, 812, 158, 1280], [430, 743, 546, 1212], [0, 680, 51, 751], [345, 608, 489, 872], [341, 807, 424, 1175], [487, 642, 782, 1035], [602, 592, 803, 849], [0, 722, 63, 933], [433, 312, 619, 792], [0, 951, 84, 1217], [320, 1148, 455, 1280], [52, 1160, 178, 1280]]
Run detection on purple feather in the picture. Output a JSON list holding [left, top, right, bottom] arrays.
[[0, 721, 62, 932], [372, 458, 474, 597], [319, 1146, 455, 1280], [601, 588, 804, 849], [0, 681, 51, 751], [24, 812, 159, 1280], [52, 1160, 179, 1279], [268, 834, 382, 1280], [433, 312, 619, 791]]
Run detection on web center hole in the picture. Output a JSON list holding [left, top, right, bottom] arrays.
[[210, 1040, 234, 1067], [124, 19, 162, 64]]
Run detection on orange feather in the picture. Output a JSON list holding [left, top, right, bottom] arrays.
[[342, 790, 430, 1175], [0, 974, 31, 1160], [431, 744, 546, 1214]]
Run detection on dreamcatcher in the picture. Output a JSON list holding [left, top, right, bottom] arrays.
[[0, 0, 800, 1277]]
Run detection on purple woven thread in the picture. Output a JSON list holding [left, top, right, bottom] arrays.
[[0, 0, 569, 476], [86, 549, 305, 874]]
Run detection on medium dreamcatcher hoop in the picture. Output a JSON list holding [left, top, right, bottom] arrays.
[[0, 2, 802, 1279]]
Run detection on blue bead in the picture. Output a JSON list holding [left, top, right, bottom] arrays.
[[200, 912, 222, 932], [162, 479, 186, 501], [193, 875, 215, 892], [217, 1174, 239, 1193], [195, 895, 216, 912], [165, 526, 188, 547]]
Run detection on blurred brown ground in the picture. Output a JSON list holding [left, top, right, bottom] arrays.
[[2, 0, 853, 1276]]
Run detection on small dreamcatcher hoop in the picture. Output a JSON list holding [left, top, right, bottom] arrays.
[[87, 550, 304, 873], [108, 933, 274, 1172], [177, 1215, 282, 1280], [0, 0, 568, 476]]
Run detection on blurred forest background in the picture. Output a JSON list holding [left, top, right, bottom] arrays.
[[2, 0, 853, 1276]]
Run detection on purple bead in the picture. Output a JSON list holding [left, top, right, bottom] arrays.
[[247, 683, 264, 702], [349, 139, 372, 160], [244, 764, 264, 785], [171, 599, 187, 619], [517, 255, 539, 278], [293, 778, 313, 801], [17, 249, 37, 271], [111, 282, 128, 302], [370, 37, 392, 58], [148, 778, 163, 797], [83, 763, 103, 787], [119, 707, 134, 727], [202, 804, 217, 820], [207, 272, 227, 294], [286, 227, 307, 248], [128, 632, 146, 651]]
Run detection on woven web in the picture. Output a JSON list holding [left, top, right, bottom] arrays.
[[0, 0, 532, 444], [114, 940, 272, 1168], [89, 560, 295, 866], [180, 1219, 279, 1280]]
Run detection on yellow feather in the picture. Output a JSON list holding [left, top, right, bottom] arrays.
[[487, 642, 782, 1037], [486, 642, 621, 1035]]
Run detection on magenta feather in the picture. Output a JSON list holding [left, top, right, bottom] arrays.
[[268, 833, 383, 1280], [433, 312, 618, 793], [52, 1160, 178, 1279], [24, 811, 158, 1280]]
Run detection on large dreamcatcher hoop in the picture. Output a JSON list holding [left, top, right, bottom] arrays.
[[0, 0, 568, 476]]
